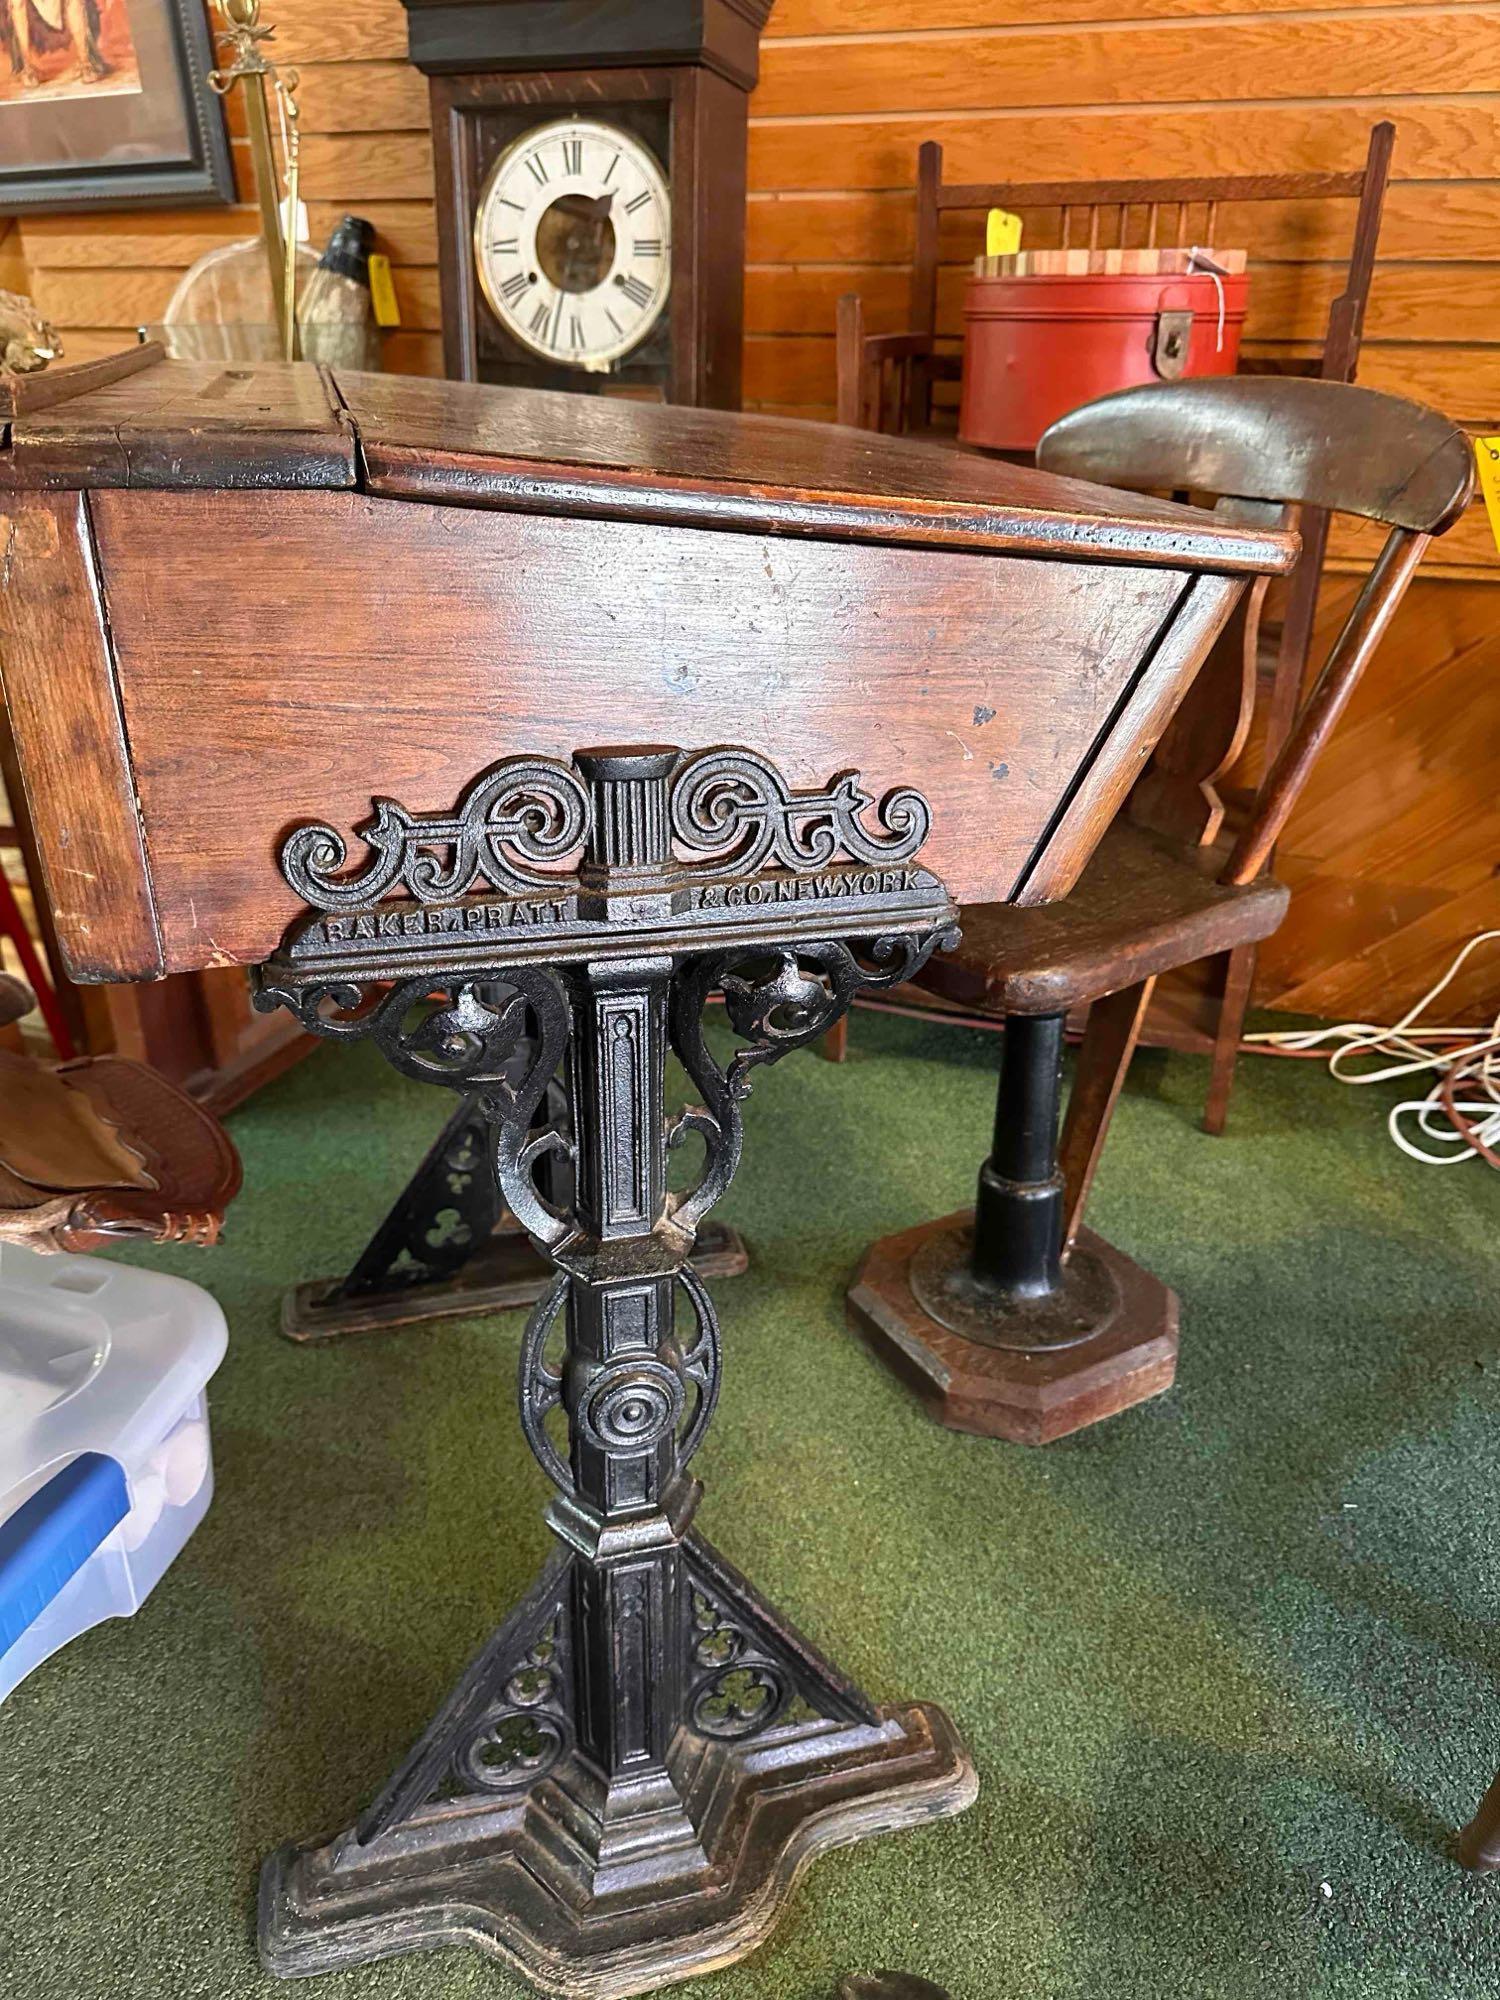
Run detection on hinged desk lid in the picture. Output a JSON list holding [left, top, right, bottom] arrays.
[[0, 352, 1295, 575], [0, 353, 1297, 986]]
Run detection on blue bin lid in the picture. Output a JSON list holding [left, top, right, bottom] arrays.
[[0, 1453, 128, 1658]]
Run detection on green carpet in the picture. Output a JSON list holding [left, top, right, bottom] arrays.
[[2, 1012, 1498, 2000]]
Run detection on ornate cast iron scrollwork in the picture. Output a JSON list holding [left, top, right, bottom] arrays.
[[520, 1265, 721, 1498], [671, 747, 930, 876], [253, 965, 575, 1249], [281, 756, 591, 909], [274, 742, 937, 927], [666, 927, 958, 1234]]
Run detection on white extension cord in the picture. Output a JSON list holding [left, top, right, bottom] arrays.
[[1244, 931, 1500, 1168]]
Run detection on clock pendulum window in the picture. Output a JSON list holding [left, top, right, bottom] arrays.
[[474, 117, 671, 377]]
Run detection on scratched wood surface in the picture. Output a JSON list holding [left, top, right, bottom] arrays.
[[0, 492, 161, 981], [84, 482, 1203, 970]]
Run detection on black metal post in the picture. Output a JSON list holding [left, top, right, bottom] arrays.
[[970, 1010, 1066, 1298], [908, 1006, 1121, 1354]]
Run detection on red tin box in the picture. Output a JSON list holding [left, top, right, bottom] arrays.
[[958, 269, 1250, 453]]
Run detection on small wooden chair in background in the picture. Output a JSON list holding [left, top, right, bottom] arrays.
[[848, 376, 1474, 1446], [0, 973, 241, 1253], [832, 125, 1395, 1134]]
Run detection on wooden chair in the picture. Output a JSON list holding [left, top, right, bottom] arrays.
[[833, 125, 1395, 1132], [848, 375, 1474, 1446], [837, 127, 1392, 444], [0, 973, 241, 1253]]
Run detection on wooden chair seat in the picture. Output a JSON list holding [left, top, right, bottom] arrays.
[[921, 821, 1290, 1017]]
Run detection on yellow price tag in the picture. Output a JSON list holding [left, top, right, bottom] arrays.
[[986, 208, 1022, 258], [1473, 437, 1500, 554], [368, 252, 401, 328]]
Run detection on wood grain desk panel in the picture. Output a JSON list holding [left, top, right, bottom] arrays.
[[88, 485, 1195, 973], [336, 369, 1290, 573], [0, 359, 1297, 989]]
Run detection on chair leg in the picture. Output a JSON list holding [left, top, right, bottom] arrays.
[[817, 1017, 850, 1064], [1459, 1768, 1500, 1870], [846, 1009, 1179, 1445], [969, 1011, 1068, 1298], [1058, 978, 1155, 1254], [1204, 942, 1258, 1136]]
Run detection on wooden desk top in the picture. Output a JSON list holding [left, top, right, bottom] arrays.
[[0, 353, 1297, 986], [0, 354, 1293, 575]]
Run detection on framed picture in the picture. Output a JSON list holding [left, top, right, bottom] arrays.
[[0, 0, 232, 211]]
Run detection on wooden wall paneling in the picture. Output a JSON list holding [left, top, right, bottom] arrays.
[[746, 182, 1500, 268], [267, 0, 405, 62], [0, 223, 30, 295], [297, 59, 425, 133], [1250, 573, 1500, 1022], [746, 261, 1500, 347], [1330, 499, 1499, 580], [773, 0, 1490, 29], [747, 103, 1499, 195], [753, 16, 1496, 120]]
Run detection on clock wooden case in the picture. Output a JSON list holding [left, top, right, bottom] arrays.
[[401, 0, 775, 406]]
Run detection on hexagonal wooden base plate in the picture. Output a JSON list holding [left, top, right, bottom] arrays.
[[847, 1213, 1178, 1445]]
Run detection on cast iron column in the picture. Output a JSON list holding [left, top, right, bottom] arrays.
[[970, 1010, 1066, 1298], [554, 750, 687, 1798]]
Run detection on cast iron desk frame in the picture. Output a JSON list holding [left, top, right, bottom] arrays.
[[251, 742, 972, 1990]]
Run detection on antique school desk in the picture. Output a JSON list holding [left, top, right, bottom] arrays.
[[0, 352, 1294, 1998]]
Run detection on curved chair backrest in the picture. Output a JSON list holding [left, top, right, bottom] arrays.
[[1037, 377, 1475, 886], [1037, 376, 1473, 534]]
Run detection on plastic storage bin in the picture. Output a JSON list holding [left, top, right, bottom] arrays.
[[0, 1243, 227, 1703]]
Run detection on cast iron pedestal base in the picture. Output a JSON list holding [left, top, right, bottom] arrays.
[[848, 1213, 1178, 1445], [260, 1537, 975, 1999]]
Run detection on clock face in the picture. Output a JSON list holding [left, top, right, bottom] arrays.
[[473, 117, 672, 373]]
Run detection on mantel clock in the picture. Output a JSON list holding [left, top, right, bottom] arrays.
[[399, 0, 775, 406]]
